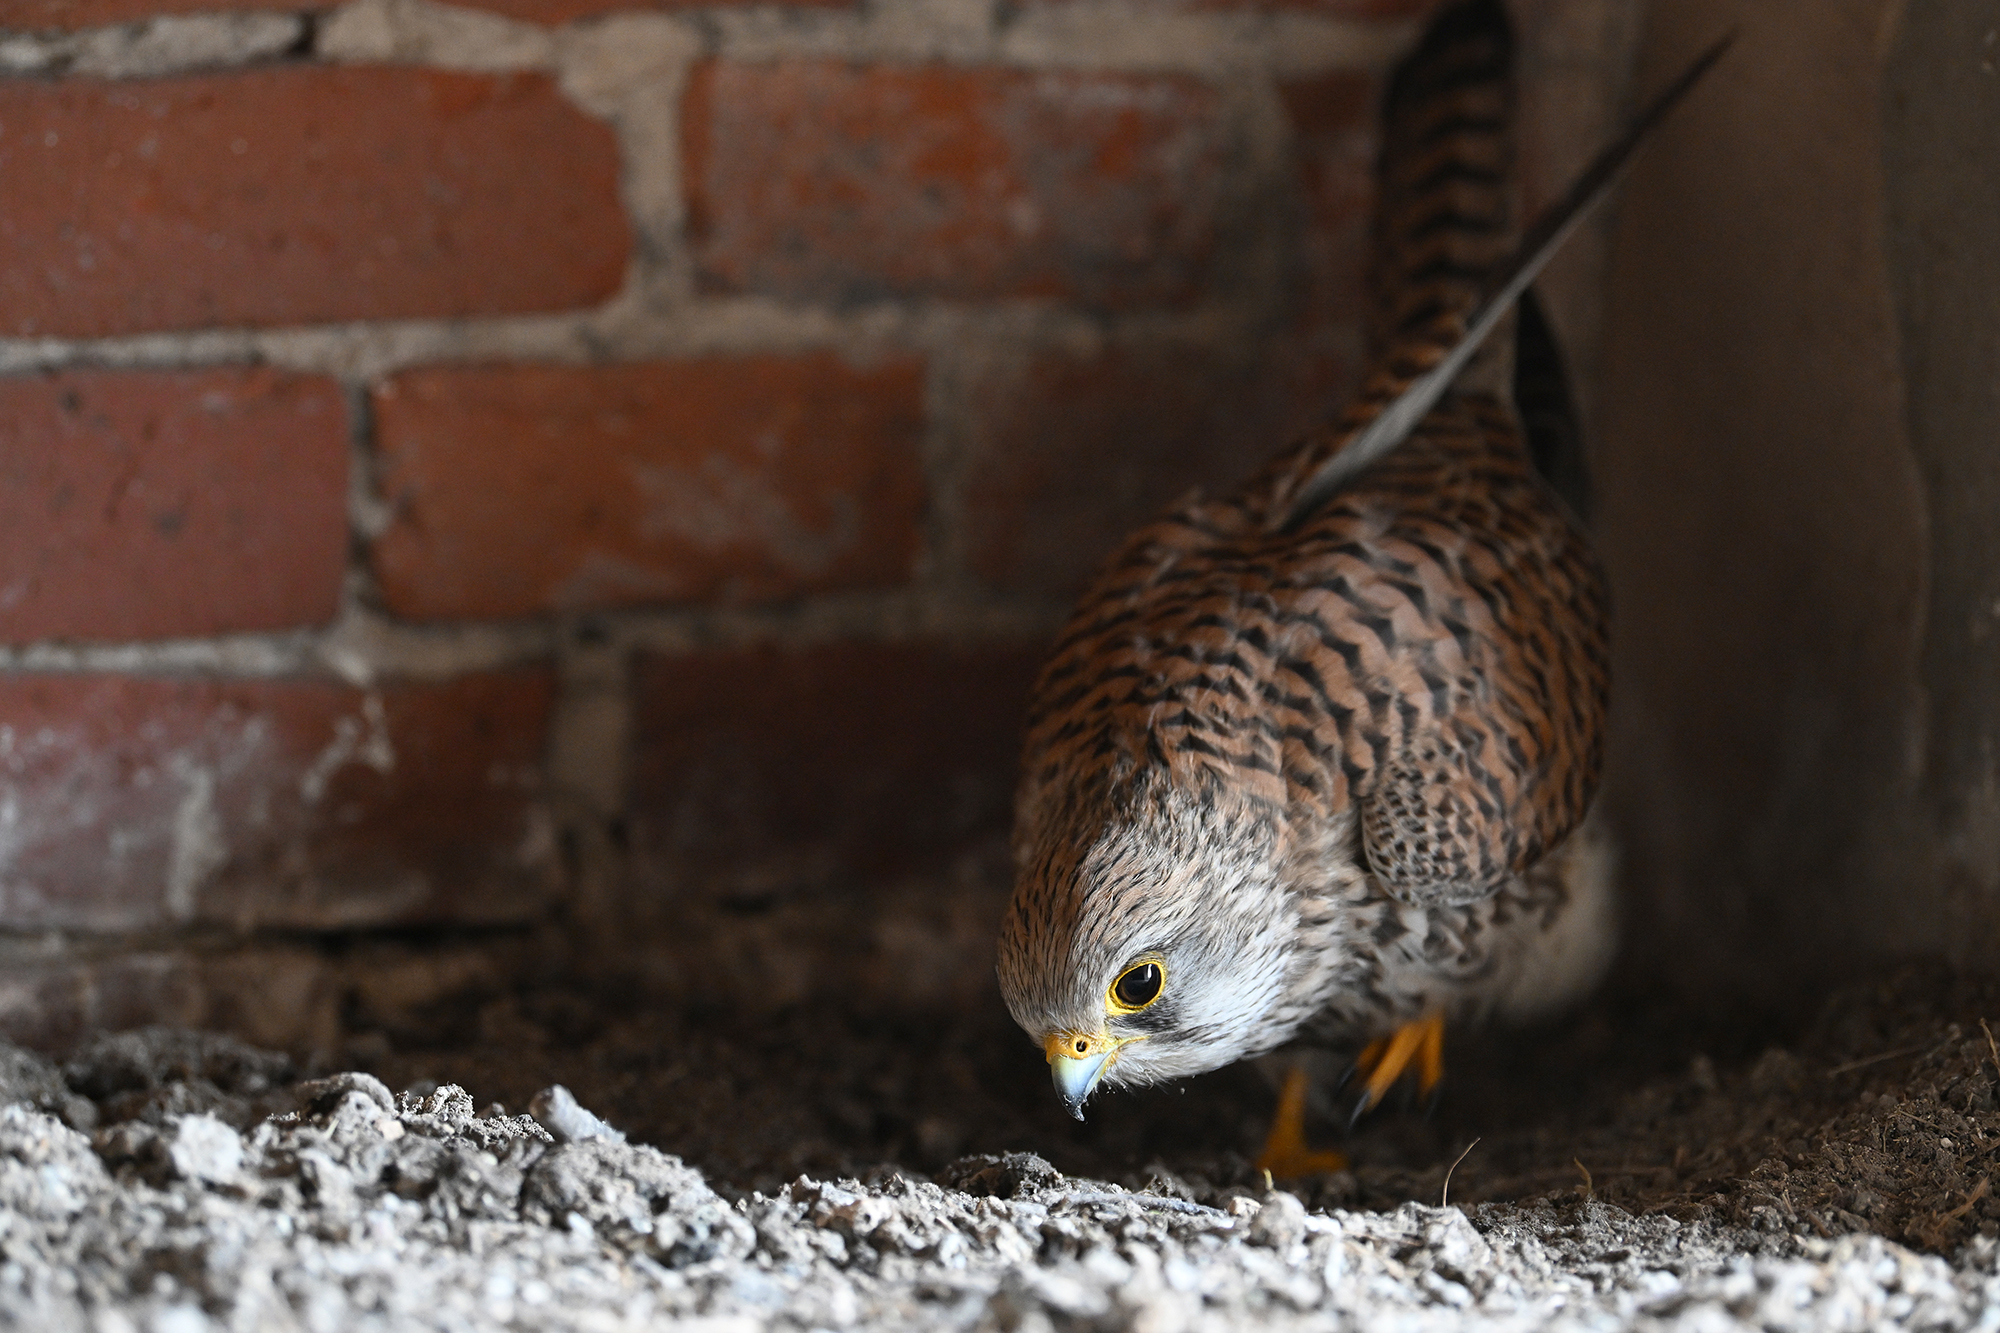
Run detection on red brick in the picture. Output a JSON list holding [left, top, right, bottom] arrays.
[[0, 671, 557, 932], [0, 953, 181, 1052], [370, 354, 926, 620], [629, 640, 1041, 1010], [960, 83, 1379, 601], [1269, 71, 1378, 419], [963, 343, 1359, 600], [684, 61, 1231, 308], [1283, 71, 1378, 329], [0, 68, 628, 338], [0, 368, 347, 645], [0, 947, 347, 1053], [628, 641, 1041, 904]]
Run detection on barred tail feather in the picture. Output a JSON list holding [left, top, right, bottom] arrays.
[[1267, 19, 1731, 529], [1368, 0, 1518, 363]]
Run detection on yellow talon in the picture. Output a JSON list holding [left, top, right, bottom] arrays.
[[1254, 1066, 1349, 1179], [1353, 1011, 1445, 1117]]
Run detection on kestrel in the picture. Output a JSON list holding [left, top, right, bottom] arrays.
[[996, 0, 1727, 1174]]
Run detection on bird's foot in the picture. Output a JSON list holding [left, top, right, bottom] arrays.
[[1347, 1011, 1445, 1126], [1254, 1066, 1349, 1180]]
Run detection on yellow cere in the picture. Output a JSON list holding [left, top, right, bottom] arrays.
[[1042, 1029, 1151, 1065], [1044, 1031, 1105, 1063]]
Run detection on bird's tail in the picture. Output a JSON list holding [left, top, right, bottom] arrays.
[[1257, 5, 1730, 527], [1366, 0, 1518, 370]]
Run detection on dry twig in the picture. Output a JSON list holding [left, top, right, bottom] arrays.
[[1441, 1138, 1480, 1209], [1940, 1176, 1991, 1225], [1828, 1045, 1927, 1076]]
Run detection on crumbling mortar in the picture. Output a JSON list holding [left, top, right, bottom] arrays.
[[556, 20, 698, 276], [0, 12, 309, 79], [314, 0, 552, 70], [341, 380, 393, 559], [0, 295, 1283, 382], [0, 590, 1063, 682]]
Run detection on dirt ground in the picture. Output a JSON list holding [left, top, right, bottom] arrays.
[[4, 962, 2000, 1330], [359, 963, 2000, 1252]]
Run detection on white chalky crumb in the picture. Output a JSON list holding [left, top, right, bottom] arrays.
[[529, 1084, 626, 1144]]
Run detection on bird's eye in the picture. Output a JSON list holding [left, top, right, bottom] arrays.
[[1108, 961, 1165, 1013]]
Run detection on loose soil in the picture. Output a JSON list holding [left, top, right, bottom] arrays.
[[369, 964, 2000, 1252], [3, 963, 1998, 1330]]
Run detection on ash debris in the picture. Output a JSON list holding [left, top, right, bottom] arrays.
[[0, 1029, 1997, 1330]]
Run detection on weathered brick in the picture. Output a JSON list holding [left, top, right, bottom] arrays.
[[0, 946, 343, 1053], [684, 61, 1231, 308], [626, 646, 1047, 1010], [625, 640, 1039, 1008], [628, 641, 1040, 905], [963, 344, 1354, 600], [960, 80, 1377, 601], [0, 952, 187, 1053], [1266, 70, 1378, 429], [1283, 71, 1378, 331], [0, 672, 557, 932], [0, 369, 348, 645], [371, 354, 926, 620], [0, 68, 628, 337]]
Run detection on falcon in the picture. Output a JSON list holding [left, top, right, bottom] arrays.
[[996, 0, 1727, 1175]]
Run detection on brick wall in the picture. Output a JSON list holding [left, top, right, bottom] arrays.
[[0, 0, 1632, 1045]]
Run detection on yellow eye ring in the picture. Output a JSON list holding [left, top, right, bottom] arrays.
[[1106, 960, 1166, 1014]]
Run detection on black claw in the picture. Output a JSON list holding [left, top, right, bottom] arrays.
[[1347, 1091, 1376, 1130]]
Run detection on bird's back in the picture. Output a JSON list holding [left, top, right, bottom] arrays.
[[1014, 0, 1609, 917]]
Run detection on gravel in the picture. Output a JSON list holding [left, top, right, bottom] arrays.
[[5, 1023, 2000, 1331]]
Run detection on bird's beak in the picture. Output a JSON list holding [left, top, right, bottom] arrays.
[[1043, 1030, 1128, 1120], [1050, 1048, 1111, 1120]]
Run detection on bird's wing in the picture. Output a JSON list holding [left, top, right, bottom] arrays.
[[1317, 399, 1609, 907], [1513, 285, 1589, 526]]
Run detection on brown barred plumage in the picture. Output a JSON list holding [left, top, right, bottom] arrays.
[[996, 0, 1714, 1125]]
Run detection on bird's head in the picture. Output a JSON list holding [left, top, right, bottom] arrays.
[[996, 783, 1300, 1119]]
